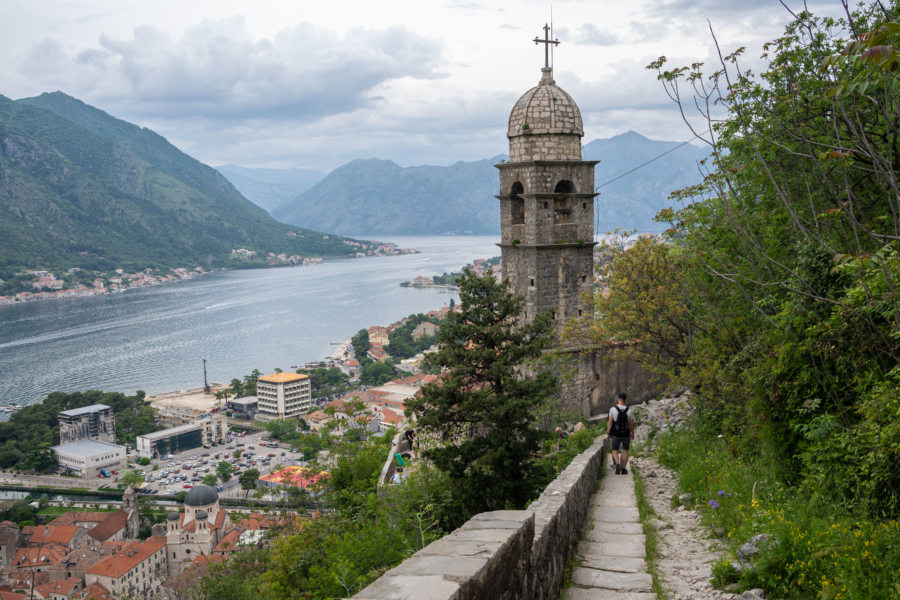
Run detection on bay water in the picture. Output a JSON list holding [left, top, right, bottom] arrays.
[[0, 235, 499, 414]]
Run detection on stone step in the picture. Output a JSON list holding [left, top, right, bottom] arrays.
[[578, 539, 646, 559], [590, 505, 639, 522], [564, 588, 656, 600], [577, 554, 647, 573], [570, 567, 653, 592], [584, 529, 646, 545], [588, 520, 644, 535], [591, 494, 637, 508]]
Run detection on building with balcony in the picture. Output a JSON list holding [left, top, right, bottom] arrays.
[[58, 404, 116, 445], [256, 373, 311, 420]]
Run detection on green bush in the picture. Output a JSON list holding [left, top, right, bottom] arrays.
[[659, 426, 900, 600]]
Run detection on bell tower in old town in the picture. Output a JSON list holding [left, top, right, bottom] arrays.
[[497, 25, 597, 415]]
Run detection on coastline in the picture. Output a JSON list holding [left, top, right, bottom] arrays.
[[0, 243, 419, 307]]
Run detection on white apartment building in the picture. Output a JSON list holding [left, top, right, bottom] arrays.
[[256, 372, 311, 420]]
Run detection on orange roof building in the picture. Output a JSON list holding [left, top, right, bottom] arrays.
[[33, 577, 83, 599], [27, 526, 87, 550], [46, 512, 110, 529], [85, 511, 128, 543], [85, 537, 166, 598], [12, 546, 68, 572], [77, 582, 111, 600], [256, 372, 311, 420]]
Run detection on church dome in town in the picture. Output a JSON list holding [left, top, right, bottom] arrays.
[[184, 484, 218, 507], [196, 510, 208, 521], [507, 68, 583, 139], [167, 511, 180, 521]]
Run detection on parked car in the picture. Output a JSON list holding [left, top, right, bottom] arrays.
[[183, 483, 193, 489]]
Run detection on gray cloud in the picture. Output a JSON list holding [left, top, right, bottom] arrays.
[[565, 23, 620, 46], [19, 18, 446, 122]]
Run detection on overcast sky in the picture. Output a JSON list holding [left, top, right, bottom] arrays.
[[1, 0, 845, 172]]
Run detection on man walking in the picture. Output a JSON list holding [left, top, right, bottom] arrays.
[[607, 392, 635, 474]]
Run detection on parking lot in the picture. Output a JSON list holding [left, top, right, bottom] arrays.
[[132, 429, 304, 497]]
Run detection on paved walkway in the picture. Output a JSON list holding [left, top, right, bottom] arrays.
[[565, 462, 655, 600]]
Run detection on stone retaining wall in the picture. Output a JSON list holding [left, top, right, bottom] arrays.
[[352, 435, 606, 599]]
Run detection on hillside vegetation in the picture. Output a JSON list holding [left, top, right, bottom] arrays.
[[0, 92, 360, 277], [571, 4, 900, 597]]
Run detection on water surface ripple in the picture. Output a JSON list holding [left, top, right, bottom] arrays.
[[0, 235, 498, 412]]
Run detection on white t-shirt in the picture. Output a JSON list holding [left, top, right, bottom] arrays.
[[608, 405, 632, 435]]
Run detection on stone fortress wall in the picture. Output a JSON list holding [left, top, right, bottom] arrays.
[[353, 435, 608, 600]]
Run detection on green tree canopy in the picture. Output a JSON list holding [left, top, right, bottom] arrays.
[[217, 461, 234, 483], [120, 469, 145, 489], [239, 468, 260, 495], [406, 269, 557, 515]]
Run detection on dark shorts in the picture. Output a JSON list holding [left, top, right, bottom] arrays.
[[610, 436, 630, 451]]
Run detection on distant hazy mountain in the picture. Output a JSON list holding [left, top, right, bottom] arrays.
[[272, 131, 708, 235], [0, 92, 359, 274], [271, 157, 502, 235], [216, 164, 325, 212], [584, 131, 710, 234]]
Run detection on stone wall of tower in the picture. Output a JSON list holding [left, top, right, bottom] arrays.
[[500, 244, 593, 327], [508, 134, 581, 162]]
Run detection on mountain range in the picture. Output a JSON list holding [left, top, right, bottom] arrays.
[[215, 164, 325, 212], [0, 92, 359, 277], [223, 131, 709, 236]]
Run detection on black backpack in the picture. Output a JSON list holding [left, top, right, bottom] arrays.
[[611, 405, 630, 437]]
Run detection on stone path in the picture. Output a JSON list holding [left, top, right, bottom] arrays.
[[565, 461, 655, 600], [630, 455, 736, 600]]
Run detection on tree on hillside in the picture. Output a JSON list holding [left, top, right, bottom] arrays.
[[359, 360, 395, 385], [406, 269, 556, 515], [351, 329, 370, 360]]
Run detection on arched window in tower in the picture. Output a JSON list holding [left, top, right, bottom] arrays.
[[554, 180, 575, 224], [510, 182, 525, 225]]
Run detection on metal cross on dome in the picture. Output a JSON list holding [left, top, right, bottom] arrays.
[[533, 23, 559, 69]]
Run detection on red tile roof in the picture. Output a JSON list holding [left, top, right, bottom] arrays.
[[47, 511, 109, 527], [380, 410, 403, 425], [85, 537, 166, 579], [0, 591, 27, 600], [33, 577, 81, 598], [213, 529, 241, 554], [12, 546, 68, 569], [86, 511, 127, 543], [28, 525, 82, 546], [191, 554, 225, 568], [77, 583, 111, 600]]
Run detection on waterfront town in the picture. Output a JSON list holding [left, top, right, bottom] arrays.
[[0, 240, 416, 305], [0, 255, 490, 598], [0, 350, 438, 599]]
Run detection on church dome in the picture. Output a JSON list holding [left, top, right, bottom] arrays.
[[167, 511, 180, 521], [507, 68, 583, 139], [184, 484, 218, 507], [196, 510, 208, 521]]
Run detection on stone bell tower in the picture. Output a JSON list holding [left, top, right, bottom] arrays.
[[497, 25, 597, 415]]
